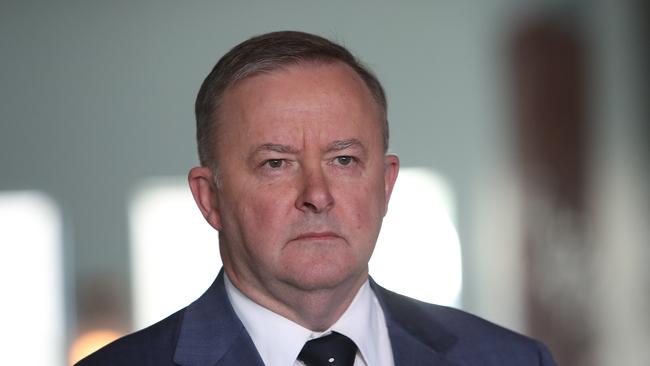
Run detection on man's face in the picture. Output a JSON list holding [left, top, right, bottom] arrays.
[[203, 62, 398, 297]]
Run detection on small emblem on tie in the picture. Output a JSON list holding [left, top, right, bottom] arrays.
[[298, 332, 357, 366]]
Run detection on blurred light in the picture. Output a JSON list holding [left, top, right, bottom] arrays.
[[0, 191, 64, 365], [69, 329, 122, 365], [370, 168, 462, 306], [129, 178, 221, 330]]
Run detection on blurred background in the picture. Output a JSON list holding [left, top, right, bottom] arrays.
[[1, 0, 647, 365]]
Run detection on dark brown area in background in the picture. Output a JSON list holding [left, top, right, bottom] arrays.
[[511, 18, 593, 366]]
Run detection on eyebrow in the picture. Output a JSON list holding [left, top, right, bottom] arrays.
[[251, 139, 365, 156]]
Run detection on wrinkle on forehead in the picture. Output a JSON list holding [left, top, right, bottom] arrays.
[[224, 63, 380, 121]]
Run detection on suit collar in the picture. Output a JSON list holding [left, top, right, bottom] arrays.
[[370, 277, 460, 366], [173, 269, 264, 366], [173, 271, 459, 365]]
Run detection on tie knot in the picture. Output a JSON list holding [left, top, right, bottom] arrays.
[[298, 331, 357, 366]]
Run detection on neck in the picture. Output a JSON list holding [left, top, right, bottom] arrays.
[[226, 267, 368, 331]]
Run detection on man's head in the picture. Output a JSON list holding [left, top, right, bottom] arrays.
[[195, 31, 389, 169], [188, 31, 399, 329]]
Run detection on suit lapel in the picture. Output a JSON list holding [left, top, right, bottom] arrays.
[[172, 272, 459, 365], [388, 325, 458, 366], [173, 270, 264, 366], [370, 278, 460, 366]]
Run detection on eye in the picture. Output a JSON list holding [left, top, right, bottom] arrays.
[[264, 159, 285, 169], [335, 156, 355, 166]]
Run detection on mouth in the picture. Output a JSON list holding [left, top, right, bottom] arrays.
[[293, 231, 342, 241]]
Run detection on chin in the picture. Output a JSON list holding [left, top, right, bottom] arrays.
[[281, 260, 367, 292]]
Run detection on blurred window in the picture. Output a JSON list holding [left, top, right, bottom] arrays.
[[371, 168, 462, 306], [129, 178, 221, 329], [129, 168, 461, 329], [0, 191, 64, 365]]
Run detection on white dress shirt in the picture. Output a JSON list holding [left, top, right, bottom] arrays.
[[224, 274, 395, 366]]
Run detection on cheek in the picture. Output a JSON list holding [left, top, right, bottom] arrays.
[[339, 182, 385, 232], [237, 186, 296, 239]]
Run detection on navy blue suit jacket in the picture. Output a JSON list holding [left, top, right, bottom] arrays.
[[77, 271, 555, 365]]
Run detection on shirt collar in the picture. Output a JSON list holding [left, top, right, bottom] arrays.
[[224, 274, 310, 366], [328, 278, 383, 366], [224, 273, 385, 366]]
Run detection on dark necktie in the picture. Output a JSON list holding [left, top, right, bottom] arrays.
[[297, 331, 357, 366]]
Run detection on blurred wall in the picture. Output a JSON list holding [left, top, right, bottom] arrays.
[[1, 0, 647, 365]]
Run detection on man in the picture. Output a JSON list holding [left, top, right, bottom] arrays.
[[78, 31, 555, 365]]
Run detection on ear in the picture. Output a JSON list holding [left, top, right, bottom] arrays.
[[383, 154, 400, 212], [188, 166, 223, 230]]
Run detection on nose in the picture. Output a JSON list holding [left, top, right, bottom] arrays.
[[295, 165, 334, 213]]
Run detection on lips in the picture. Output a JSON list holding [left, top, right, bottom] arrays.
[[293, 231, 341, 241]]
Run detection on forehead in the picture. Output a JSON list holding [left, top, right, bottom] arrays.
[[215, 62, 383, 148], [226, 61, 377, 111]]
